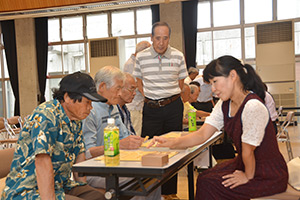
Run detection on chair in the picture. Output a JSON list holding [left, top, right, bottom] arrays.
[[277, 111, 295, 161], [276, 106, 283, 132], [0, 148, 15, 197], [251, 184, 300, 200], [0, 117, 20, 149], [0, 148, 14, 179]]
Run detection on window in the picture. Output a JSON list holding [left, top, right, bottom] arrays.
[[62, 16, 83, 41], [124, 37, 151, 65], [244, 27, 255, 59], [278, 0, 300, 20], [295, 22, 300, 55], [213, 29, 241, 59], [48, 45, 63, 74], [197, 1, 211, 29], [87, 13, 108, 39], [112, 10, 134, 36], [46, 7, 152, 101], [213, 0, 240, 27], [244, 0, 272, 24], [48, 18, 60, 42], [62, 43, 85, 73], [0, 35, 15, 117], [137, 8, 152, 34], [196, 32, 212, 65]]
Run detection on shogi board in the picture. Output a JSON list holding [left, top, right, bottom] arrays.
[[95, 150, 178, 162], [141, 132, 188, 148]]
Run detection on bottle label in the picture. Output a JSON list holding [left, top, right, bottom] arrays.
[[104, 129, 120, 157], [188, 112, 197, 131]]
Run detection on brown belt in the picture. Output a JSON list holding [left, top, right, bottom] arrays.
[[144, 94, 180, 108]]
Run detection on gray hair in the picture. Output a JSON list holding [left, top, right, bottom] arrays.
[[190, 84, 199, 94], [152, 21, 171, 36], [188, 67, 199, 75], [123, 72, 135, 84], [94, 66, 124, 91], [135, 41, 151, 54]]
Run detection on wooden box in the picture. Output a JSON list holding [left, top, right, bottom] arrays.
[[141, 153, 169, 167]]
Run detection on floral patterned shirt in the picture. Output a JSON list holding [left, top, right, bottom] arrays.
[[1, 99, 86, 200]]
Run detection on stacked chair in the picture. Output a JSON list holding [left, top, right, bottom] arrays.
[[0, 116, 23, 149]]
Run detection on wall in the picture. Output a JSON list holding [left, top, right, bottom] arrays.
[[159, 2, 184, 52], [15, 18, 39, 117]]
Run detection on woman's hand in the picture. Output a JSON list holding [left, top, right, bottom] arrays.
[[147, 136, 175, 148], [222, 170, 249, 189]]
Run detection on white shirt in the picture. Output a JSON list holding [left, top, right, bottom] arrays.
[[264, 92, 278, 121], [205, 99, 269, 147], [123, 54, 144, 111], [193, 76, 213, 102]]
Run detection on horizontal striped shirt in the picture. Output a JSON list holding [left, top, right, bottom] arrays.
[[133, 45, 188, 100]]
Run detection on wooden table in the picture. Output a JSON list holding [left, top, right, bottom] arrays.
[[73, 131, 222, 200]]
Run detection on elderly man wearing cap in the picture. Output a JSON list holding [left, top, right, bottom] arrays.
[[1, 72, 106, 200]]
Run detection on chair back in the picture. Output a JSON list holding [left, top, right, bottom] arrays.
[[281, 111, 295, 130], [0, 148, 14, 178]]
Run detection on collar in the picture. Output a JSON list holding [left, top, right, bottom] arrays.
[[149, 45, 171, 59], [54, 99, 71, 124]]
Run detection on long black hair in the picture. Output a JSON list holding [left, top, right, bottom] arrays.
[[203, 55, 265, 101]]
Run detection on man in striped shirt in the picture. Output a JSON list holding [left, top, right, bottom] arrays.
[[133, 21, 188, 197]]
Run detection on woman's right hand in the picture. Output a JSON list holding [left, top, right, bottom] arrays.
[[147, 136, 175, 148]]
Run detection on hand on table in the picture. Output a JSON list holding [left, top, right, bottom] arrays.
[[147, 136, 175, 148], [222, 170, 249, 189], [120, 135, 144, 150]]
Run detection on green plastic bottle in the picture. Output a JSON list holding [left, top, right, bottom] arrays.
[[104, 118, 120, 166], [188, 105, 197, 132]]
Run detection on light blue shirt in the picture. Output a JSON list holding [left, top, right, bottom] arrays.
[[82, 102, 131, 150]]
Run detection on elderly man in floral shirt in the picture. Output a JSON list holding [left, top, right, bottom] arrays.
[[1, 72, 106, 200]]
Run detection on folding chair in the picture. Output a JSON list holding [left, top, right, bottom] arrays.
[[277, 111, 294, 161]]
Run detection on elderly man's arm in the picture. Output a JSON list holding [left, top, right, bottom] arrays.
[[35, 154, 56, 200], [73, 152, 87, 183], [136, 78, 144, 96], [179, 79, 184, 90]]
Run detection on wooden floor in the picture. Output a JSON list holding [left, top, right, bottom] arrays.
[[176, 123, 300, 200]]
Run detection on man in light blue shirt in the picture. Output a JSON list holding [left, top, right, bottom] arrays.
[[83, 66, 143, 159]]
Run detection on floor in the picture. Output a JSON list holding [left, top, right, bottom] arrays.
[[175, 122, 300, 200]]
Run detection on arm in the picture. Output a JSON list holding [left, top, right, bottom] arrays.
[[242, 142, 256, 180], [88, 146, 105, 158], [35, 154, 55, 200], [73, 153, 87, 183], [178, 79, 184, 90], [222, 143, 256, 189], [136, 78, 144, 96], [82, 109, 105, 158], [196, 110, 210, 118], [120, 135, 144, 149], [150, 123, 218, 149]]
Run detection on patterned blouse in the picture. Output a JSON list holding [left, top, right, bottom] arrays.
[[1, 99, 86, 200]]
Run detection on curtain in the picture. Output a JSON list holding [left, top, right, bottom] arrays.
[[151, 4, 160, 25], [35, 17, 48, 104], [182, 0, 198, 68], [1, 20, 20, 116]]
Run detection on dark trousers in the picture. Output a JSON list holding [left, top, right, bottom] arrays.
[[192, 101, 214, 112], [142, 97, 183, 195], [65, 185, 105, 200]]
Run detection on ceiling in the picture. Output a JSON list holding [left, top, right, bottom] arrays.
[[0, 0, 186, 21]]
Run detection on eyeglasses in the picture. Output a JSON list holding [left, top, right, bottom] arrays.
[[124, 87, 137, 93]]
